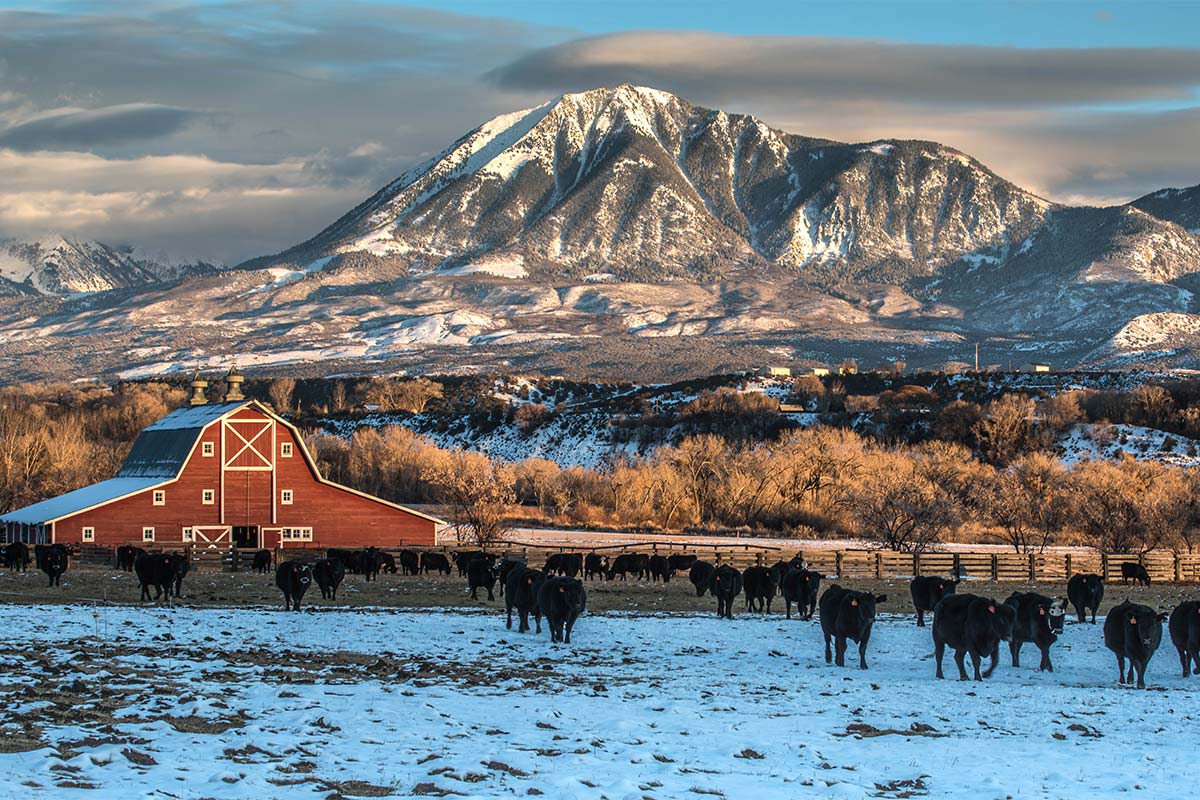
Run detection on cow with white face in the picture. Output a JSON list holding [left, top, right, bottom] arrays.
[[1004, 592, 1067, 672]]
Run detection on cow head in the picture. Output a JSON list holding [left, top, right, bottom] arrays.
[[1048, 598, 1067, 634]]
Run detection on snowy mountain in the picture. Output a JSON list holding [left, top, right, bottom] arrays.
[[3, 86, 1200, 382], [1130, 185, 1200, 236], [0, 236, 214, 296], [252, 85, 1055, 283]]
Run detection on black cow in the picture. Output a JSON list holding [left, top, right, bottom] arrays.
[[1121, 562, 1151, 586], [1004, 592, 1066, 672], [134, 551, 177, 601], [497, 558, 524, 597], [819, 585, 887, 669], [910, 576, 959, 627], [648, 555, 673, 583], [170, 552, 190, 598], [543, 553, 582, 578], [689, 561, 716, 597], [505, 567, 545, 633], [467, 557, 498, 601], [538, 576, 587, 643], [420, 552, 451, 575], [1067, 573, 1105, 623], [584, 553, 609, 580], [376, 551, 397, 574], [115, 544, 143, 572], [35, 544, 69, 588], [4, 542, 30, 571], [667, 554, 697, 572], [781, 568, 823, 620], [453, 551, 490, 577], [276, 560, 313, 611], [710, 565, 743, 619], [398, 549, 420, 576], [1169, 600, 1200, 678], [932, 593, 1017, 681], [1104, 600, 1166, 689], [359, 547, 387, 581], [312, 558, 345, 600], [251, 549, 273, 574], [742, 566, 778, 612], [326, 548, 357, 573], [608, 553, 649, 581]]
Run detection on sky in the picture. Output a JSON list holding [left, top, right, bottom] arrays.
[[0, 0, 1198, 264]]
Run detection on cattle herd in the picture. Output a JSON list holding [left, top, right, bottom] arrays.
[[3, 539, 1199, 688]]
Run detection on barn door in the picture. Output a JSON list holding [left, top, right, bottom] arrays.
[[191, 525, 232, 550], [222, 418, 274, 471]]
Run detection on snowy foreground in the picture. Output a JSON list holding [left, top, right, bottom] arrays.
[[1, 605, 1197, 799]]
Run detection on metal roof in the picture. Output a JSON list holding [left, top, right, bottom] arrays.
[[0, 478, 167, 524], [117, 402, 248, 478]]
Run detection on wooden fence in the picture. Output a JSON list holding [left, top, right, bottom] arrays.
[[72, 541, 1200, 583]]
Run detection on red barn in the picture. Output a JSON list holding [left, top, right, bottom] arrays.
[[0, 384, 442, 550]]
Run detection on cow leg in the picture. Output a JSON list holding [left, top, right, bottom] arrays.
[[824, 632, 833, 664], [916, 608, 925, 627], [1010, 638, 1021, 668], [1191, 649, 1200, 675], [982, 644, 999, 679], [565, 614, 575, 644], [834, 635, 847, 668], [534, 611, 542, 634], [1115, 654, 1126, 684], [487, 586, 494, 601], [1135, 660, 1146, 690], [1074, 603, 1084, 624], [785, 601, 792, 620], [506, 606, 514, 630], [1039, 644, 1052, 672], [935, 641, 945, 679], [954, 649, 969, 681], [858, 633, 870, 670], [971, 651, 984, 681]]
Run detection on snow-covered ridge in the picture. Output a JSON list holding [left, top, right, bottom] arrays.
[[0, 236, 213, 296]]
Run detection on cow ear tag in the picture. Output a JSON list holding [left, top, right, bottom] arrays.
[[988, 605, 995, 614], [559, 586, 565, 593], [851, 599, 858, 606], [1039, 608, 1045, 615], [1130, 618, 1137, 624]]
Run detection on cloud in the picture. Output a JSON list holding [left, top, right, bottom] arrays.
[[0, 103, 220, 150]]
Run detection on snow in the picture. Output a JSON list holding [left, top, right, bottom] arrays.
[[3, 603, 1199, 799], [862, 142, 895, 156], [439, 256, 528, 279], [240, 257, 332, 296], [1056, 423, 1200, 467]]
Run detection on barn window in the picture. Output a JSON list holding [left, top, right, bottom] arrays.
[[182, 527, 194, 542], [202, 489, 215, 505], [282, 527, 312, 542], [281, 489, 293, 505], [202, 441, 214, 457], [281, 442, 293, 458], [142, 527, 155, 542], [153, 490, 166, 506], [81, 527, 94, 542]]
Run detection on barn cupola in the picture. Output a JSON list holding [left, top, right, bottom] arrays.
[[224, 365, 245, 402], [189, 371, 209, 406]]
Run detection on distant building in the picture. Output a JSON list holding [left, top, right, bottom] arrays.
[[760, 366, 792, 378], [811, 367, 831, 377], [838, 359, 859, 375], [1023, 363, 1052, 373]]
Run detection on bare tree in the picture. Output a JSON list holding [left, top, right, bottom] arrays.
[[848, 456, 961, 553], [974, 394, 1036, 466], [268, 377, 296, 414], [422, 450, 515, 548]]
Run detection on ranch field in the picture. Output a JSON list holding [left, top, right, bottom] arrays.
[[2, 568, 1200, 799]]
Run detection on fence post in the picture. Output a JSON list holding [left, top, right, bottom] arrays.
[[953, 553, 961, 581], [1065, 553, 1072, 579], [835, 551, 844, 579], [1029, 553, 1037, 582], [874, 552, 882, 579], [913, 552, 921, 578], [990, 554, 998, 582], [1101, 552, 1109, 581], [1175, 553, 1182, 583]]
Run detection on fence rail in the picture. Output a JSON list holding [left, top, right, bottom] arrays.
[[54, 541, 1200, 583]]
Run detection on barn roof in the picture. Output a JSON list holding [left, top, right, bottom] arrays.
[[117, 402, 247, 478], [0, 478, 166, 524]]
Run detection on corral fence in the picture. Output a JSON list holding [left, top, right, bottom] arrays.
[[64, 542, 1200, 583]]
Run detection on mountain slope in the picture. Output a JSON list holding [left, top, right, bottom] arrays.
[[254, 85, 1052, 283], [1130, 185, 1200, 235], [0, 237, 214, 296]]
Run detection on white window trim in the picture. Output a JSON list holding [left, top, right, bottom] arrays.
[[280, 489, 293, 505], [81, 527, 95, 542], [182, 527, 194, 542], [202, 441, 215, 457], [202, 489, 215, 505], [153, 490, 166, 506], [281, 442, 293, 458], [142, 527, 155, 542], [281, 527, 312, 542]]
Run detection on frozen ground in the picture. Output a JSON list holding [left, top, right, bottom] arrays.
[[1, 604, 1196, 799]]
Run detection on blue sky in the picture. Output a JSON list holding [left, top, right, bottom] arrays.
[[0, 1, 1198, 262]]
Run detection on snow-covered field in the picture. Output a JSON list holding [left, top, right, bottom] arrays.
[[2, 604, 1196, 798]]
